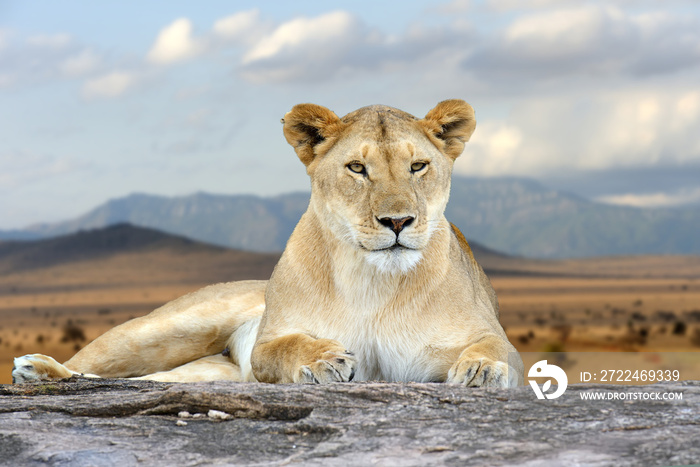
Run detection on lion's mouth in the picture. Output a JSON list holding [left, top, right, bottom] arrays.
[[365, 242, 412, 252], [361, 241, 424, 273]]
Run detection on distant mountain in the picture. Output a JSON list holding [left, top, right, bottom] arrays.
[[10, 192, 310, 253], [0, 229, 43, 242], [2, 177, 700, 258], [446, 177, 700, 258]]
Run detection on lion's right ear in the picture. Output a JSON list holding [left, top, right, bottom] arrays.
[[282, 104, 346, 167], [419, 99, 476, 160]]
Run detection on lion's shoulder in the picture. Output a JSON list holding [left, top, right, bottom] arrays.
[[450, 223, 500, 316]]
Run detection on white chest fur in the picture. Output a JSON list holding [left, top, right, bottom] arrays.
[[333, 320, 441, 382], [325, 249, 444, 382]]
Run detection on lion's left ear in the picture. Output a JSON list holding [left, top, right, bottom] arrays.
[[282, 104, 347, 167], [419, 99, 476, 160]]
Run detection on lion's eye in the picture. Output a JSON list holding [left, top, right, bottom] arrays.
[[411, 162, 427, 172], [348, 163, 366, 174]]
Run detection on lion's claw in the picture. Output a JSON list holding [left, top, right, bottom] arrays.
[[447, 356, 516, 388], [296, 351, 357, 383]]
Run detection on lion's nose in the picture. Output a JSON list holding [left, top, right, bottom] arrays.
[[377, 216, 414, 236]]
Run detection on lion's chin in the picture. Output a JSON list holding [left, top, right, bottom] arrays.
[[364, 247, 423, 275]]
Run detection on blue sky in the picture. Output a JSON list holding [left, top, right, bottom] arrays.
[[1, 0, 700, 228]]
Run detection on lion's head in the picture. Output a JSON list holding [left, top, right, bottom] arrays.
[[282, 100, 476, 274]]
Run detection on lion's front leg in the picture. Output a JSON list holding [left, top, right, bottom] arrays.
[[251, 334, 356, 384], [447, 335, 523, 388]]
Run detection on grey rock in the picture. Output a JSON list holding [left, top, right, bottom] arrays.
[[0, 378, 698, 466]]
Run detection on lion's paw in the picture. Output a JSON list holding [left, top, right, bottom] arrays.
[[447, 356, 516, 388], [12, 354, 75, 384], [296, 350, 356, 384]]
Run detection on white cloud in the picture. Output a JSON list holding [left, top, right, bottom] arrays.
[[467, 5, 700, 80], [504, 6, 624, 47], [243, 11, 357, 64], [239, 11, 474, 83], [588, 90, 700, 168], [213, 9, 263, 44], [487, 5, 632, 72], [456, 122, 528, 176], [484, 0, 689, 13], [147, 18, 205, 64], [455, 88, 700, 178], [485, 0, 579, 12], [60, 49, 101, 77], [239, 11, 370, 82], [83, 71, 135, 98], [597, 187, 700, 208], [0, 31, 106, 88], [436, 0, 472, 14], [675, 92, 700, 124]]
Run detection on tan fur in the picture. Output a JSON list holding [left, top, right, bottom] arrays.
[[132, 355, 243, 383], [12, 100, 523, 388]]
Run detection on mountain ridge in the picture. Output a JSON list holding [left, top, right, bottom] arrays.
[[0, 223, 230, 275], [2, 176, 699, 258], [0, 224, 282, 289]]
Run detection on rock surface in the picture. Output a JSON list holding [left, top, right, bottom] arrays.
[[1, 378, 698, 466]]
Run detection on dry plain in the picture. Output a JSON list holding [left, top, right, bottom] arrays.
[[1, 226, 699, 384]]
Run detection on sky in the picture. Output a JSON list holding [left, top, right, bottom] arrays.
[[1, 0, 700, 229]]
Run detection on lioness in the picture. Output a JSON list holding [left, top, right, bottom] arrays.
[[13, 99, 523, 387]]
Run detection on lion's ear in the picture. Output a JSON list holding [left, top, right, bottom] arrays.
[[282, 104, 346, 166], [419, 99, 476, 160]]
